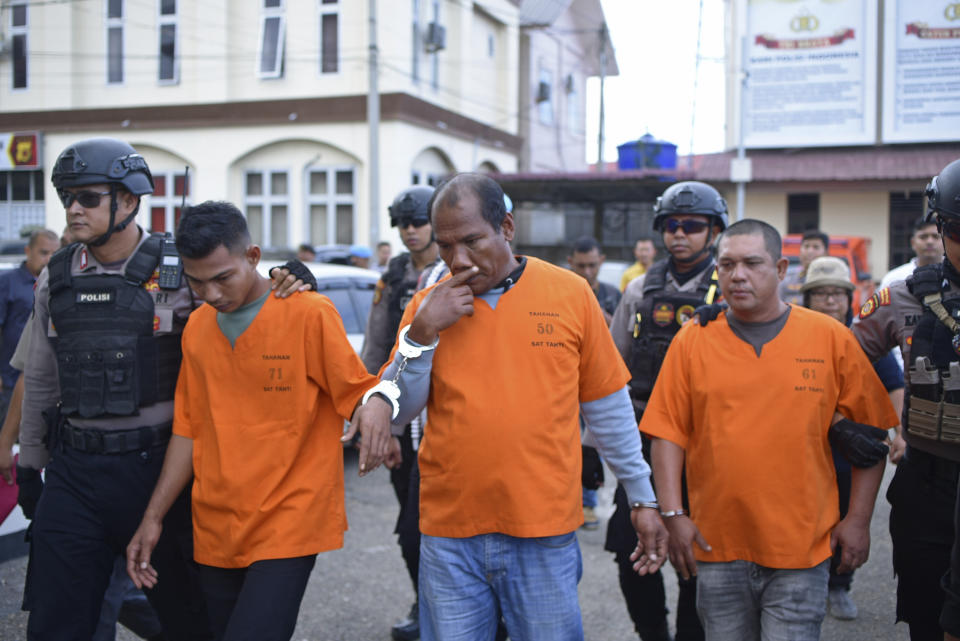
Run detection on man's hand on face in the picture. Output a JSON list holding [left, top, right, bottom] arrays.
[[407, 266, 478, 345]]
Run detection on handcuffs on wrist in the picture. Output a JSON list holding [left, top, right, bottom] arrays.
[[361, 325, 438, 420]]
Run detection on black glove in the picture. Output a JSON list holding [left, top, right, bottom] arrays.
[[16, 465, 43, 520], [271, 260, 317, 291], [693, 302, 727, 327], [828, 418, 889, 468], [582, 445, 604, 490]]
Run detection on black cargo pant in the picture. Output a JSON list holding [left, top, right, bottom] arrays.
[[888, 446, 957, 641], [606, 483, 704, 641], [25, 438, 210, 641], [390, 426, 421, 592]]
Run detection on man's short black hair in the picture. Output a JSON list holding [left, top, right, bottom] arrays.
[[802, 229, 829, 249], [176, 201, 251, 259], [572, 236, 602, 255], [720, 219, 782, 261], [914, 216, 938, 233], [431, 173, 507, 232], [376, 240, 390, 249], [298, 243, 315, 254]]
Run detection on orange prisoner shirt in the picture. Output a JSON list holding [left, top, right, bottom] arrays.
[[640, 305, 899, 569], [173, 292, 376, 568], [395, 257, 630, 539]]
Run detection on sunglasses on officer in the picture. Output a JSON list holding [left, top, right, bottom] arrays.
[[663, 218, 710, 235], [939, 218, 960, 244], [391, 216, 430, 229], [57, 189, 111, 209]]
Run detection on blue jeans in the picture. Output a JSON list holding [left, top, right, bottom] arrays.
[[582, 487, 597, 508], [695, 559, 829, 641], [419, 532, 584, 641]]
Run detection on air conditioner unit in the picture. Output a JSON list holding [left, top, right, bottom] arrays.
[[536, 81, 551, 103], [425, 22, 446, 53]]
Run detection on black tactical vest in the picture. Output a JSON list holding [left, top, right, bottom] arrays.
[[628, 260, 719, 403], [47, 234, 184, 419], [384, 253, 420, 339], [905, 263, 960, 445]]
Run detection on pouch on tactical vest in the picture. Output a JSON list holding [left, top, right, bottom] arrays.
[[628, 261, 718, 404], [47, 235, 183, 419], [906, 264, 960, 444]]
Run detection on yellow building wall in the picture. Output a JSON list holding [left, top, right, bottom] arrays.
[[820, 191, 890, 279]]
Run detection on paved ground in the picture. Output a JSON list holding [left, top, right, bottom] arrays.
[[0, 451, 911, 640]]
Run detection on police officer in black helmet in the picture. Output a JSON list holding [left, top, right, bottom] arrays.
[[607, 180, 727, 641], [361, 185, 445, 641], [853, 157, 960, 641], [16, 138, 312, 640]]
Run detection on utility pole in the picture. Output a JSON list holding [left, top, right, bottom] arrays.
[[368, 0, 381, 244], [597, 24, 607, 171]]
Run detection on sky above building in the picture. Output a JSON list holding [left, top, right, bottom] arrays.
[[586, 0, 727, 164]]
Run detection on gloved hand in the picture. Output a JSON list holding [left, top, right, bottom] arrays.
[[278, 260, 317, 291], [582, 445, 604, 490], [16, 465, 43, 520], [693, 303, 727, 327], [828, 418, 889, 467]]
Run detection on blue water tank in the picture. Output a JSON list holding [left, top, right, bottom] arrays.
[[617, 134, 677, 171]]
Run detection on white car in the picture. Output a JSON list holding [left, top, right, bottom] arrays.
[[258, 260, 380, 354]]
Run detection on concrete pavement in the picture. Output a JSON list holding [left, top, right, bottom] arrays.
[[0, 452, 911, 640]]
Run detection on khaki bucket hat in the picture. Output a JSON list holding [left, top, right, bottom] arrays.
[[801, 256, 855, 293]]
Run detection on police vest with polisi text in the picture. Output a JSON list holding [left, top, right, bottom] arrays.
[[904, 262, 960, 449], [47, 233, 184, 419], [384, 253, 420, 338], [628, 260, 719, 403]]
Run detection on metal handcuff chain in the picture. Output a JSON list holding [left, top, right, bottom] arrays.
[[361, 325, 438, 419]]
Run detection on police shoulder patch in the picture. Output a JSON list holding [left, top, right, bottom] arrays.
[[858, 288, 890, 320], [372, 279, 385, 305]]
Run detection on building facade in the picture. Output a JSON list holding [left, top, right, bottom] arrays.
[[715, 0, 960, 277], [0, 0, 522, 249]]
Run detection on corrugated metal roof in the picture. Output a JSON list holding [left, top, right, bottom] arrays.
[[689, 146, 960, 183]]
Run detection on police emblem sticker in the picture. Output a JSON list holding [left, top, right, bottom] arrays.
[[676, 305, 696, 325], [653, 303, 675, 327], [953, 334, 960, 356], [858, 288, 891, 320]]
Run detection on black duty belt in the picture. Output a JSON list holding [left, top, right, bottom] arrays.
[[903, 445, 960, 482], [59, 422, 172, 455]]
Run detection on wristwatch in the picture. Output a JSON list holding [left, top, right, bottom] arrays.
[[397, 325, 439, 358], [361, 380, 401, 419]]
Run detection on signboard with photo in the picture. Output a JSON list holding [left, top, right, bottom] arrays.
[[743, 0, 878, 148], [882, 0, 960, 142]]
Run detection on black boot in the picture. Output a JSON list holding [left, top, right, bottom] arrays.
[[637, 619, 673, 641], [391, 601, 419, 641]]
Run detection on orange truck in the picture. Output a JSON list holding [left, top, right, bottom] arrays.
[[781, 234, 875, 310]]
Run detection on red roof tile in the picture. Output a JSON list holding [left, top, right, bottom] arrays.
[[687, 146, 960, 183]]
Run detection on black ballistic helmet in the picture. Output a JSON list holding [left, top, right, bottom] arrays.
[[52, 138, 154, 195], [652, 181, 729, 232], [926, 158, 960, 223], [51, 138, 154, 246], [389, 185, 434, 227]]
